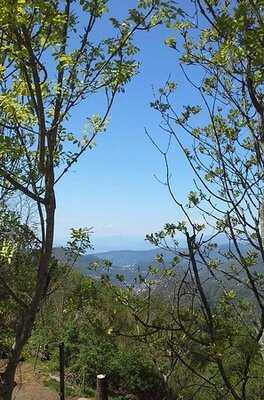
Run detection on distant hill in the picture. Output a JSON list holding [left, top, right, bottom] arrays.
[[53, 247, 177, 282], [53, 243, 261, 289], [80, 248, 174, 267]]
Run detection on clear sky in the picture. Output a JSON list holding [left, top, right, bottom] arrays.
[[54, 1, 200, 251]]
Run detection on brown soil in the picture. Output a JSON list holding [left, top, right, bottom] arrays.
[[12, 363, 58, 400], [0, 362, 91, 400]]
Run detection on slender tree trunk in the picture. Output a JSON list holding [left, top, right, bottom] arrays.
[[258, 201, 264, 363], [0, 268, 50, 400], [0, 367, 16, 400], [0, 301, 41, 400], [260, 201, 264, 246], [0, 187, 55, 400]]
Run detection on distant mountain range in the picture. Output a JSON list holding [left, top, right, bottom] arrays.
[[53, 247, 176, 282], [53, 243, 264, 303], [54, 242, 252, 280], [81, 248, 174, 267]]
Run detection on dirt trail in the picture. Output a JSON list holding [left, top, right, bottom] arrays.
[[12, 362, 58, 400]]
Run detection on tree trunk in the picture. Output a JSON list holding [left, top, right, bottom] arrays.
[[0, 187, 55, 400], [260, 201, 264, 246], [0, 280, 48, 400], [0, 367, 16, 400]]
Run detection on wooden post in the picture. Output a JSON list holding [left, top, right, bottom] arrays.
[[33, 343, 40, 372], [96, 374, 108, 400], [59, 342, 65, 400]]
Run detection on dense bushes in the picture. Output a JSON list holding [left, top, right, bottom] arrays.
[[27, 271, 167, 400], [62, 324, 166, 399]]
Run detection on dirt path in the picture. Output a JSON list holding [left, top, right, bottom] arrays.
[[12, 363, 58, 400]]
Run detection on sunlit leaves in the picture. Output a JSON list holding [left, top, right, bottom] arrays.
[[97, 59, 139, 91], [224, 290, 236, 301], [164, 37, 176, 48], [0, 0, 180, 183], [242, 250, 259, 268], [0, 93, 36, 125], [87, 113, 109, 134], [0, 239, 16, 265], [207, 259, 220, 269], [80, 0, 108, 16], [0, 136, 24, 161], [66, 227, 93, 258], [187, 191, 200, 207]]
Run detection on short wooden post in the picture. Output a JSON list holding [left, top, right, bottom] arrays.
[[59, 342, 65, 400], [96, 374, 108, 400], [33, 343, 40, 372]]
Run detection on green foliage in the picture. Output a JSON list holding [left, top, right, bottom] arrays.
[[66, 227, 93, 258], [0, 205, 38, 354], [0, 2, 181, 396], [142, 3, 264, 399], [28, 270, 166, 399], [0, 0, 179, 194], [2, 1, 264, 400]]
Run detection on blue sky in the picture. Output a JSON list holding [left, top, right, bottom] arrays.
[[54, 0, 200, 251]]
